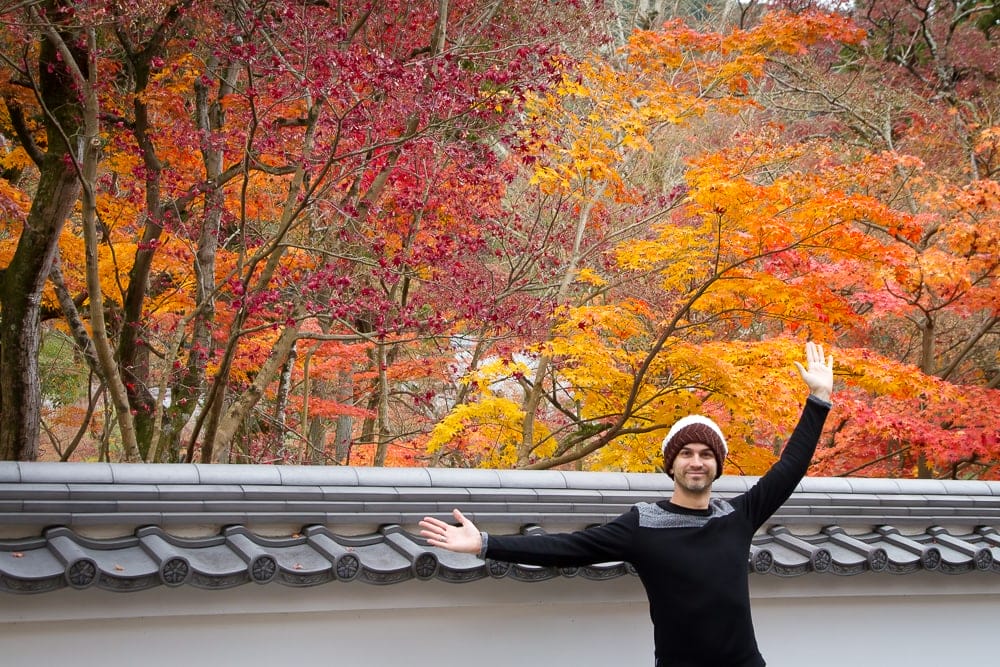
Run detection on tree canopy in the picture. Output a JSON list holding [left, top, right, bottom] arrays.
[[0, 0, 997, 479]]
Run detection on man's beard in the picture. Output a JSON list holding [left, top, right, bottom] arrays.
[[675, 471, 712, 494]]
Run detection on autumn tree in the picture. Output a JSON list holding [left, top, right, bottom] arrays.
[[174, 0, 606, 465], [0, 1, 99, 460], [427, 10, 886, 472], [3, 1, 994, 476], [424, 4, 998, 479], [756, 0, 1000, 477], [0, 0, 608, 463]]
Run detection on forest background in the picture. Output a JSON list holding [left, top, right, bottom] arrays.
[[0, 0, 996, 479]]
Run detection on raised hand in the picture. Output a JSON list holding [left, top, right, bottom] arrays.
[[793, 341, 834, 403], [419, 509, 483, 555]]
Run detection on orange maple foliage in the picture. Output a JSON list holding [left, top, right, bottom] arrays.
[[426, 8, 999, 479]]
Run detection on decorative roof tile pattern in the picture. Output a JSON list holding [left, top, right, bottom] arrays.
[[1, 462, 998, 594]]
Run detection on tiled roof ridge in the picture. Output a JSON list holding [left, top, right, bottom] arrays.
[[3, 460, 999, 496], [2, 462, 1000, 532], [2, 462, 998, 593]]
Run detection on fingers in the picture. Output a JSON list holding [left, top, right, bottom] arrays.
[[419, 509, 471, 543], [418, 516, 449, 543], [420, 510, 483, 555], [805, 341, 822, 364], [796, 343, 834, 384], [419, 516, 449, 531], [804, 342, 833, 369]]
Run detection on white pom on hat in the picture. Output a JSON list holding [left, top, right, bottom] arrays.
[[661, 415, 727, 454]]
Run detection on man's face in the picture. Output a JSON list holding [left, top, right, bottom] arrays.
[[669, 443, 717, 493]]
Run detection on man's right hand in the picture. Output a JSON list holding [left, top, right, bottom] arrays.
[[419, 508, 483, 554]]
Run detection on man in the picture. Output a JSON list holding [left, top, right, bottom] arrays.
[[420, 342, 834, 667]]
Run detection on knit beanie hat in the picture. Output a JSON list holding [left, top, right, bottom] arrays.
[[661, 415, 728, 479]]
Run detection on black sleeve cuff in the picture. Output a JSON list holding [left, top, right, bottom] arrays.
[[807, 394, 832, 409], [478, 531, 489, 559]]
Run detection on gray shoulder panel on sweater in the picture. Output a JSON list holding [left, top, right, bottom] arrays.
[[635, 498, 735, 529]]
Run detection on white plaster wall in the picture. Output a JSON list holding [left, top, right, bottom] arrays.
[[1, 573, 996, 666], [751, 573, 1000, 665]]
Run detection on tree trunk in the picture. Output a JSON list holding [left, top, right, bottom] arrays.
[[156, 57, 237, 462], [272, 342, 297, 460], [309, 418, 328, 465], [113, 0, 192, 461], [333, 369, 355, 464], [0, 7, 86, 461], [211, 311, 304, 451]]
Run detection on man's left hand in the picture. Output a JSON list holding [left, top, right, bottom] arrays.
[[794, 342, 834, 403]]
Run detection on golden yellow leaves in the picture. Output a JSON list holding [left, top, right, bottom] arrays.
[[574, 267, 607, 287], [0, 145, 32, 175], [833, 348, 938, 399], [426, 398, 529, 467], [426, 355, 558, 467], [0, 177, 30, 222]]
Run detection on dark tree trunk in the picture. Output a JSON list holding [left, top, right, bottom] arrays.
[[0, 9, 86, 461]]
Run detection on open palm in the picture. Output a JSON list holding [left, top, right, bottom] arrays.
[[419, 509, 482, 555], [793, 341, 833, 402]]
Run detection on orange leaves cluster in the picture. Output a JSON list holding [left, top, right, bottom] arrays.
[[520, 8, 873, 221], [876, 176, 1000, 325], [619, 136, 912, 336]]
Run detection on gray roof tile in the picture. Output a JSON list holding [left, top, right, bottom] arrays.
[[395, 486, 471, 503], [466, 487, 539, 503], [426, 467, 501, 488], [843, 477, 904, 494], [0, 482, 67, 500], [710, 477, 756, 493], [355, 467, 432, 487], [0, 500, 21, 514], [492, 470, 568, 489], [938, 479, 995, 495], [194, 464, 282, 485], [320, 485, 394, 504], [110, 464, 200, 485], [19, 462, 114, 484], [276, 465, 360, 486], [878, 478, 948, 495], [623, 473, 672, 492], [158, 484, 245, 500], [0, 465, 20, 483], [24, 499, 113, 514], [796, 477, 856, 494], [559, 470, 631, 490], [240, 484, 325, 501], [68, 483, 160, 501]]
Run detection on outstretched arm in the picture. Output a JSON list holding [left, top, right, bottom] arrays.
[[421, 508, 637, 566], [419, 509, 483, 554], [740, 342, 834, 529]]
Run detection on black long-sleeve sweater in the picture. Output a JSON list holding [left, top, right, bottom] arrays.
[[484, 397, 831, 667]]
